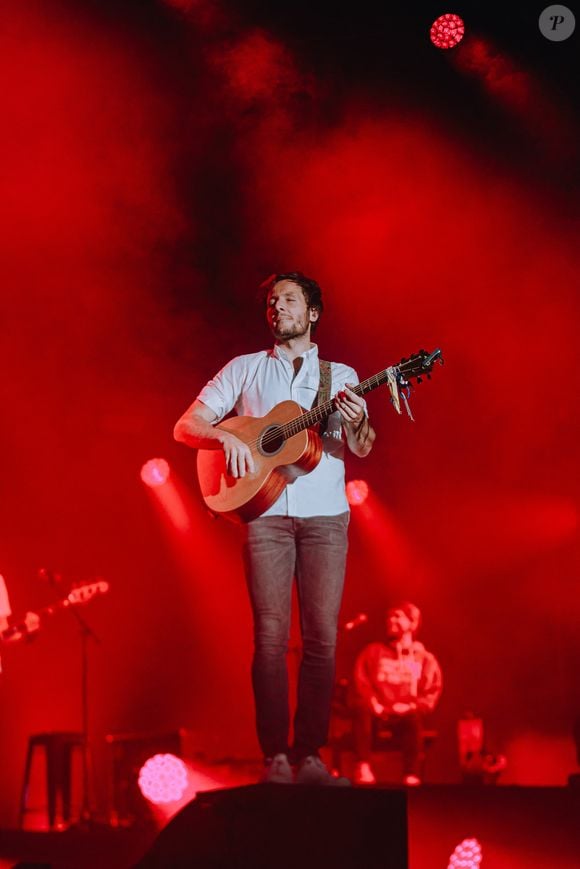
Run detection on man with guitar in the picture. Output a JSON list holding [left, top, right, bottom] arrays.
[[174, 272, 376, 784]]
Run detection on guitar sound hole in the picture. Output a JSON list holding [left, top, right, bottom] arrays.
[[258, 425, 285, 457]]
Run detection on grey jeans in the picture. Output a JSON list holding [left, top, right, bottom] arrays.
[[243, 513, 349, 761]]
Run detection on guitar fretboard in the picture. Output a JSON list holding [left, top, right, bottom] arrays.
[[279, 367, 395, 439]]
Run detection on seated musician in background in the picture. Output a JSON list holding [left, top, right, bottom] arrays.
[[0, 574, 40, 671], [352, 601, 442, 786]]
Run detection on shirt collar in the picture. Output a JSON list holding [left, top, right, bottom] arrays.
[[271, 343, 319, 367]]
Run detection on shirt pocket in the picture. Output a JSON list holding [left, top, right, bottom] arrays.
[[296, 376, 320, 410]]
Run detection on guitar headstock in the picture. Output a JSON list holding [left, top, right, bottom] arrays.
[[396, 348, 443, 383], [67, 580, 110, 606]]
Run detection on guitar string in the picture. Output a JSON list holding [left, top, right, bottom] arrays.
[[242, 358, 431, 452], [241, 359, 425, 452], [243, 375, 383, 451]]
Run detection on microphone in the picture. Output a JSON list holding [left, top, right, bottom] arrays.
[[344, 612, 368, 631]]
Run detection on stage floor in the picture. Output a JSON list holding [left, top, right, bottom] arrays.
[[1, 784, 579, 869]]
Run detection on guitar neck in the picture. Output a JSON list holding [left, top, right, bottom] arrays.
[[0, 581, 108, 642], [1, 601, 63, 642], [280, 368, 393, 439]]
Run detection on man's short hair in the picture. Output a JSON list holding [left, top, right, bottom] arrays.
[[389, 601, 422, 633], [259, 271, 324, 334]]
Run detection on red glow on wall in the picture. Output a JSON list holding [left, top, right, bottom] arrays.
[[447, 837, 482, 868], [351, 492, 435, 587], [141, 458, 170, 487], [455, 37, 530, 108], [138, 753, 188, 804], [346, 479, 369, 506], [430, 14, 465, 49], [212, 30, 303, 104], [452, 36, 576, 162]]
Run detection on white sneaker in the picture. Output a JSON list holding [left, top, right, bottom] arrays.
[[260, 753, 293, 784], [295, 755, 350, 786], [403, 774, 421, 786], [354, 762, 376, 785]]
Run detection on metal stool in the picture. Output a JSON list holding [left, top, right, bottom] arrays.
[[328, 682, 438, 781], [19, 731, 84, 829], [371, 718, 438, 779]]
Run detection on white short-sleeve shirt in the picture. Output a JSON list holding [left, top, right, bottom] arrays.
[[196, 343, 363, 518]]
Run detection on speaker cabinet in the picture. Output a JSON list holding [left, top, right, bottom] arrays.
[[134, 783, 408, 869]]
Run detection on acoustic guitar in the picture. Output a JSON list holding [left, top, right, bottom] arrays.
[[196, 349, 442, 523]]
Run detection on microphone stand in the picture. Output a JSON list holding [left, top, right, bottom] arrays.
[[44, 571, 102, 828]]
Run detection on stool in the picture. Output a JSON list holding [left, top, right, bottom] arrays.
[[372, 719, 438, 779], [19, 732, 84, 829], [328, 711, 437, 781]]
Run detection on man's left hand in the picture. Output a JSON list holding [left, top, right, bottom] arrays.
[[24, 612, 40, 634], [335, 384, 366, 427], [392, 702, 416, 715]]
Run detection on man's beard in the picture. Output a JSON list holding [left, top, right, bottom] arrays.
[[271, 317, 310, 340]]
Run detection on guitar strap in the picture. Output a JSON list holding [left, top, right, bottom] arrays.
[[316, 359, 332, 435]]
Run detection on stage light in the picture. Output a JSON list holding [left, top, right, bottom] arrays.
[[138, 753, 188, 805], [430, 13, 465, 49], [346, 479, 369, 506], [141, 458, 170, 487], [447, 837, 482, 869]]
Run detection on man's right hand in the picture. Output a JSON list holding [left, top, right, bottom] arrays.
[[218, 432, 256, 478], [173, 400, 255, 477]]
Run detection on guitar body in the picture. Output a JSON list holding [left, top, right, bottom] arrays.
[[196, 400, 323, 523]]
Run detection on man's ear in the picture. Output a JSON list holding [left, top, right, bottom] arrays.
[[309, 308, 319, 324]]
